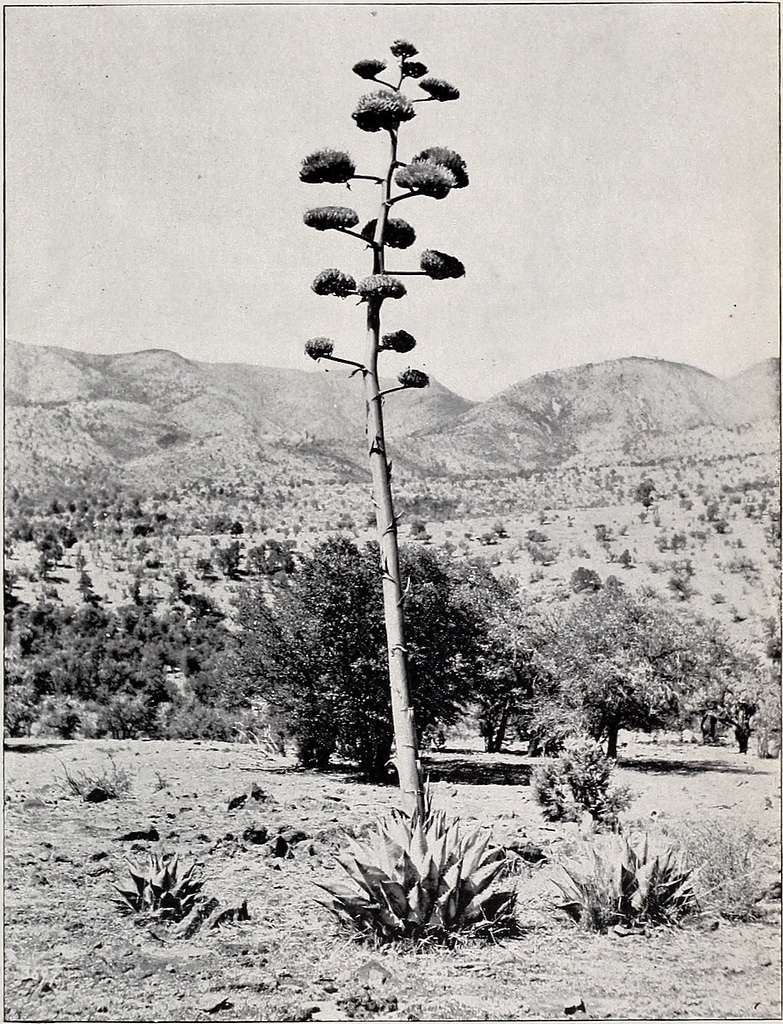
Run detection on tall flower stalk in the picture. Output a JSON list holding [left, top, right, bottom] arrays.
[[301, 39, 467, 816]]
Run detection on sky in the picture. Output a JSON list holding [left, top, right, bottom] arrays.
[[5, 3, 779, 400]]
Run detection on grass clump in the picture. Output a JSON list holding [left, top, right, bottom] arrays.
[[316, 791, 516, 946], [532, 736, 632, 830], [59, 753, 133, 800], [662, 820, 774, 921], [111, 850, 204, 920], [552, 832, 697, 932]]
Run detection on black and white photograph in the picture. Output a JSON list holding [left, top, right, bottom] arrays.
[[3, 2, 781, 1020]]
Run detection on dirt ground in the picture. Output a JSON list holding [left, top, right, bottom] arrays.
[[4, 737, 781, 1021]]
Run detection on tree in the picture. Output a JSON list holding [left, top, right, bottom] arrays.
[[300, 40, 467, 814], [471, 588, 549, 753], [683, 618, 773, 754], [231, 538, 482, 779], [634, 478, 656, 508], [540, 587, 698, 757], [215, 540, 242, 578]]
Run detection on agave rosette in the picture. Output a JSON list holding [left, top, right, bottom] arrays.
[[112, 851, 203, 920], [316, 803, 516, 943], [553, 833, 697, 930]]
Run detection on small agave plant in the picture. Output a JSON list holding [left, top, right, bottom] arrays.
[[316, 794, 516, 945], [553, 833, 697, 932], [111, 850, 204, 920]]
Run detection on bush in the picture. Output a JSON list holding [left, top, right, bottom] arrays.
[[662, 820, 773, 921], [36, 696, 82, 738], [570, 567, 602, 593], [60, 752, 134, 800], [161, 699, 239, 741], [532, 736, 632, 829], [552, 832, 697, 932]]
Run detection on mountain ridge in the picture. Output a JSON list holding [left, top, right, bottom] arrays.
[[4, 339, 779, 497]]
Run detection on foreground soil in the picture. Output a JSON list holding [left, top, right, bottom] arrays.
[[4, 738, 781, 1021]]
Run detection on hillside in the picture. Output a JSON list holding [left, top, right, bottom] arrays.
[[408, 356, 780, 475], [4, 341, 779, 497], [4, 340, 473, 496]]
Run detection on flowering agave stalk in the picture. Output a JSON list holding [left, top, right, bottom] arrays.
[[301, 39, 467, 816]]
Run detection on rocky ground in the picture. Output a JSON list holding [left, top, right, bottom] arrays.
[[4, 737, 781, 1020]]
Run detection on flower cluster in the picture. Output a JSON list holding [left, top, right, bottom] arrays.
[[353, 90, 416, 133], [420, 249, 465, 280], [311, 269, 356, 298], [300, 149, 356, 184], [356, 274, 407, 301], [390, 39, 418, 58], [419, 77, 460, 102], [395, 161, 456, 200], [305, 337, 335, 360], [401, 61, 428, 79], [352, 58, 387, 80], [303, 207, 360, 232], [380, 329, 417, 354], [361, 217, 416, 249], [398, 368, 430, 389], [413, 147, 469, 189]]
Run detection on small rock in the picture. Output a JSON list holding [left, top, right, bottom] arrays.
[[84, 787, 111, 804], [353, 959, 395, 987], [203, 996, 234, 1014], [757, 952, 773, 967], [90, 850, 109, 862], [227, 793, 247, 812], [242, 826, 269, 845], [116, 826, 159, 842], [564, 997, 586, 1016]]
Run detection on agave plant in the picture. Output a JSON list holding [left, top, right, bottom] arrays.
[[316, 796, 516, 945], [553, 833, 697, 932], [111, 850, 204, 920]]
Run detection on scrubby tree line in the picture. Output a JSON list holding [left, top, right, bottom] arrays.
[[5, 533, 778, 761]]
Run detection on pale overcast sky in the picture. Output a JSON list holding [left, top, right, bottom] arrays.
[[5, 3, 779, 400]]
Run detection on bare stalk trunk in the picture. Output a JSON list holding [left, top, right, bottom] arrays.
[[362, 129, 424, 817]]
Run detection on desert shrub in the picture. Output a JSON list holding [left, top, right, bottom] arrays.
[[3, 683, 38, 737], [659, 820, 772, 921], [570, 567, 602, 593], [60, 752, 134, 800], [532, 736, 632, 829], [161, 699, 238, 741], [36, 695, 82, 738], [552, 832, 697, 932], [316, 795, 516, 945]]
